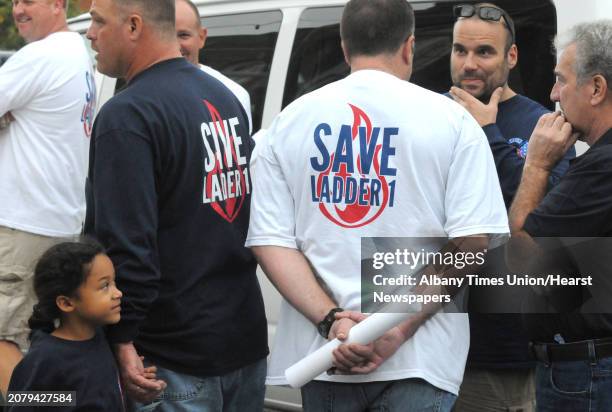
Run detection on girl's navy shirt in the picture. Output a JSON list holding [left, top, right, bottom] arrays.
[[7, 329, 124, 411]]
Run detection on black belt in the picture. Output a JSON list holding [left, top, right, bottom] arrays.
[[530, 337, 612, 364]]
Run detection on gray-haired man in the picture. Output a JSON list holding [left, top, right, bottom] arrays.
[[510, 20, 612, 411]]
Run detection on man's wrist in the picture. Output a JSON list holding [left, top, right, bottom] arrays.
[[113, 341, 134, 352], [524, 161, 553, 177], [396, 312, 429, 341], [317, 307, 343, 339], [478, 115, 497, 127]]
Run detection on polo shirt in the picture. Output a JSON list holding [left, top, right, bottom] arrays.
[[523, 128, 612, 341]]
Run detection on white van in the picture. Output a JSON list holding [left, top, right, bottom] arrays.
[[68, 0, 610, 410]]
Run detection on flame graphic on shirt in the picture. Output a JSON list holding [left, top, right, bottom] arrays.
[[316, 104, 390, 228], [203, 100, 246, 223]]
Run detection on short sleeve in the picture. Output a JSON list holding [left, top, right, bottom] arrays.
[[524, 152, 612, 237], [444, 114, 509, 238], [0, 45, 45, 115], [246, 116, 298, 249]]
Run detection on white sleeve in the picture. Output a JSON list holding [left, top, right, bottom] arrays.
[[246, 116, 298, 249], [0, 46, 45, 116], [444, 113, 509, 238], [240, 90, 253, 135]]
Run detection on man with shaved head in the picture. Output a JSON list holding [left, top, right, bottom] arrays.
[[0, 0, 94, 396], [175, 0, 252, 133], [449, 3, 574, 411], [85, 0, 268, 409]]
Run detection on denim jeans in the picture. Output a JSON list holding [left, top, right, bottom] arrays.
[[128, 358, 266, 412], [536, 355, 612, 411], [301, 378, 457, 412]]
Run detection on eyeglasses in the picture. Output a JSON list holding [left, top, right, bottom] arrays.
[[453, 4, 515, 44]]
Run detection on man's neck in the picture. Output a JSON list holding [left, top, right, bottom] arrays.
[[584, 108, 612, 146], [500, 84, 517, 102], [30, 21, 69, 43], [349, 55, 409, 81], [125, 41, 182, 83]]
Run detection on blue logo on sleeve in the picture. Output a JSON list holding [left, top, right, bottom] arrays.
[[508, 137, 528, 158]]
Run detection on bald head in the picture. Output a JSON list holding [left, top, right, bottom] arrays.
[[12, 0, 69, 43], [176, 0, 201, 27], [454, 3, 515, 52], [175, 0, 206, 66]]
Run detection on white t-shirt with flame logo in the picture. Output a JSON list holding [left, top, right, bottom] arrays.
[[246, 70, 508, 394]]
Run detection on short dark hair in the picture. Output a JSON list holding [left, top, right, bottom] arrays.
[[116, 0, 176, 37], [28, 239, 105, 338], [341, 0, 415, 58], [178, 0, 202, 28]]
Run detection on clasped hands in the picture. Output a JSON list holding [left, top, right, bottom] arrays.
[[327, 311, 411, 375]]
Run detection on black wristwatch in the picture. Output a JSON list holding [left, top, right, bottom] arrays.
[[317, 307, 344, 339]]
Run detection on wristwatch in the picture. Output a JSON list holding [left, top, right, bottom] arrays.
[[317, 307, 344, 339]]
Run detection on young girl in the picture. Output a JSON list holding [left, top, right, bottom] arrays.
[[7, 240, 127, 411]]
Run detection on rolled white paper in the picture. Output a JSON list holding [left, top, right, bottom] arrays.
[[285, 312, 410, 388]]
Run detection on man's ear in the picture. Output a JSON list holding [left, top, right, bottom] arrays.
[[591, 74, 609, 106], [127, 14, 144, 40], [341, 40, 350, 66], [402, 35, 416, 66], [507, 44, 518, 70], [56, 295, 76, 314], [200, 27, 208, 49], [52, 0, 66, 14]]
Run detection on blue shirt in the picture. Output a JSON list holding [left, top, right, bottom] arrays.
[[482, 94, 575, 208]]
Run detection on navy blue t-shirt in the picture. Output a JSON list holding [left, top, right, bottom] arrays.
[[7, 330, 123, 411], [84, 58, 268, 377], [482, 94, 575, 208]]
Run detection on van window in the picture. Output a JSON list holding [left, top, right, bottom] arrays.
[[282, 7, 348, 109], [0, 51, 15, 67], [283, 1, 556, 110], [200, 11, 282, 132]]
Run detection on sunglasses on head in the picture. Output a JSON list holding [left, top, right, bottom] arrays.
[[453, 4, 515, 44]]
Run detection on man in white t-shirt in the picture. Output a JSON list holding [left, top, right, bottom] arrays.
[[0, 0, 94, 396], [246, 0, 509, 410], [175, 0, 253, 134]]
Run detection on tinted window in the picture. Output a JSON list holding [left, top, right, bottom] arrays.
[[200, 11, 282, 132], [0, 52, 15, 67], [282, 7, 348, 109], [283, 1, 556, 110]]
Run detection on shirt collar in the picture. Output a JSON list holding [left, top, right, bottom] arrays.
[[590, 128, 612, 149]]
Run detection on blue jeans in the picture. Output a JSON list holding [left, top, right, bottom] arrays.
[[301, 378, 457, 412], [129, 358, 266, 412], [536, 355, 612, 411]]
